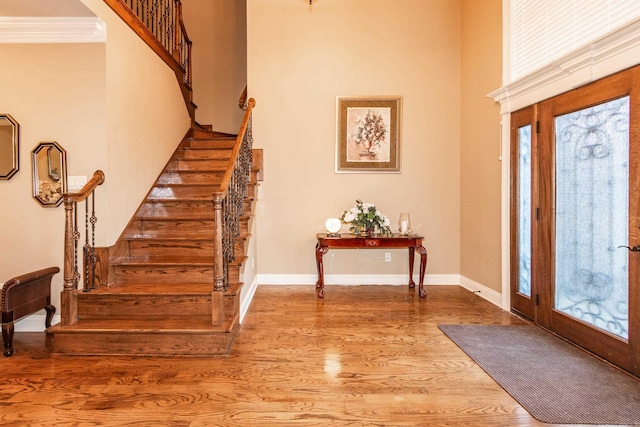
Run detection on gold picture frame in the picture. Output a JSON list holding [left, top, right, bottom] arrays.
[[336, 96, 402, 173]]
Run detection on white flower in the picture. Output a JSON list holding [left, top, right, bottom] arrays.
[[339, 199, 392, 234]]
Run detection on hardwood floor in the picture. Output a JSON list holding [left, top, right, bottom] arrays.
[[3, 285, 577, 426]]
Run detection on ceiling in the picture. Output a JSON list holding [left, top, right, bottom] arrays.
[[0, 0, 94, 17]]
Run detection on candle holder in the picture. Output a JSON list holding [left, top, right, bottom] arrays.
[[398, 212, 411, 235]]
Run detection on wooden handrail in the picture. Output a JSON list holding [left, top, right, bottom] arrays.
[[64, 170, 105, 203], [62, 170, 106, 326], [220, 98, 255, 194], [212, 98, 256, 295]]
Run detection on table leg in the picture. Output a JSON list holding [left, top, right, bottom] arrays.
[[408, 246, 416, 288], [315, 243, 328, 298], [417, 245, 428, 298]]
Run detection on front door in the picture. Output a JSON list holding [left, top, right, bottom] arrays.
[[512, 66, 640, 376]]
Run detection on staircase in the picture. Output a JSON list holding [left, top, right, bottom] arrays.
[[48, 125, 261, 356]]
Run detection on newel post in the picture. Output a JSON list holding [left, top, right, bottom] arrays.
[[61, 195, 78, 326], [212, 192, 225, 326], [212, 192, 226, 292]]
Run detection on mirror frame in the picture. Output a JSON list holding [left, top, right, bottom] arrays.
[[32, 141, 67, 207], [0, 114, 19, 180]]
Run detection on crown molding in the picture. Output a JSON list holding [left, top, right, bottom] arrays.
[[0, 17, 106, 43]]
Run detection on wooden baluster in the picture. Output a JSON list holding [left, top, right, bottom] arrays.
[[62, 195, 78, 326]]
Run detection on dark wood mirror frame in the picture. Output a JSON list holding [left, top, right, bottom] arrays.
[[0, 114, 19, 180], [31, 141, 67, 207]]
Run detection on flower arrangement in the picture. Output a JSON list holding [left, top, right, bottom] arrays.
[[340, 199, 391, 235]]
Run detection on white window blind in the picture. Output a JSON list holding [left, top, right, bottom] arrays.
[[510, 0, 640, 82]]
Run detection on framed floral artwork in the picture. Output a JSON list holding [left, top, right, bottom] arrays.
[[335, 96, 402, 173]]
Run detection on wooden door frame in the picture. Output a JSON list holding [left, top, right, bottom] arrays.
[[517, 65, 640, 376]]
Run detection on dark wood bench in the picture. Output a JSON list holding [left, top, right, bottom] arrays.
[[1, 267, 59, 356]]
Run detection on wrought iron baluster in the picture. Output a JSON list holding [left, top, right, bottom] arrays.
[[73, 201, 81, 288], [83, 198, 91, 291], [90, 192, 98, 290]]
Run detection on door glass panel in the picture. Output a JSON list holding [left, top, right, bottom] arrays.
[[518, 125, 532, 297], [555, 96, 629, 340]]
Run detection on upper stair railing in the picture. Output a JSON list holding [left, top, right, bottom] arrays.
[[213, 98, 256, 294], [61, 170, 106, 326], [103, 0, 195, 120]]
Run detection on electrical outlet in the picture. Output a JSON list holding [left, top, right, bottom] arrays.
[[385, 252, 391, 262]]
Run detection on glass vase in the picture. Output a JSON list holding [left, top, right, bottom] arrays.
[[398, 212, 411, 235]]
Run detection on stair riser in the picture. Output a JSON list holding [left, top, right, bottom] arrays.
[[127, 220, 215, 238], [227, 265, 241, 283], [78, 294, 213, 318], [187, 139, 236, 149], [51, 330, 233, 356], [148, 186, 219, 200], [137, 201, 214, 218], [247, 183, 257, 199], [176, 149, 231, 160], [167, 159, 229, 171], [128, 240, 215, 257], [157, 171, 224, 185], [240, 217, 251, 235], [113, 265, 213, 284], [234, 239, 248, 259], [244, 199, 254, 213]]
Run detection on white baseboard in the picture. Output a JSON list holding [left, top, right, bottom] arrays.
[[12, 313, 61, 332], [459, 275, 503, 308], [240, 276, 259, 324], [257, 273, 460, 286]]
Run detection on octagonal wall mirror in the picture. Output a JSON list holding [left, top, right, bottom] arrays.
[[32, 141, 67, 207], [0, 114, 19, 180]]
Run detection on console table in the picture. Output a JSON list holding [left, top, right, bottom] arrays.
[[315, 233, 427, 298]]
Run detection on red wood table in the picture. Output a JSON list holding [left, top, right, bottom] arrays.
[[315, 233, 427, 298]]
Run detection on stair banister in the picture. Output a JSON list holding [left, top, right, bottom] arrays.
[[61, 170, 105, 326], [213, 98, 256, 294]]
